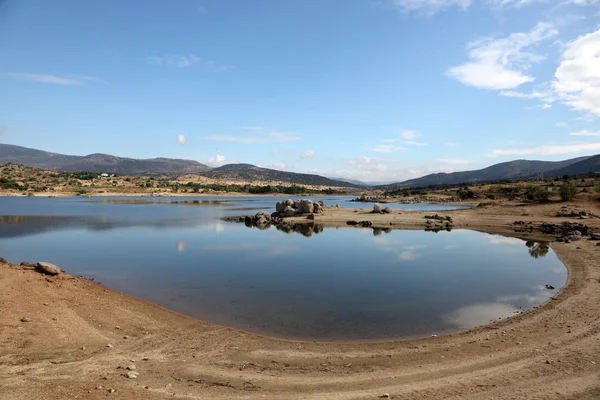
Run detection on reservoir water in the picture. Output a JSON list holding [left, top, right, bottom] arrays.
[[0, 196, 566, 340]]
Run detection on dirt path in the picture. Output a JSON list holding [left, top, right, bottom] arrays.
[[1, 200, 600, 399]]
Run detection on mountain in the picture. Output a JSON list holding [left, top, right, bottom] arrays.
[[328, 177, 372, 186], [544, 155, 600, 177], [0, 144, 356, 187], [0, 144, 211, 176], [204, 164, 356, 187], [379, 156, 592, 189]]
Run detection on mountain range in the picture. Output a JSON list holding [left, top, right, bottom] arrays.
[[2, 143, 600, 189], [379, 156, 598, 189], [0, 144, 354, 188]]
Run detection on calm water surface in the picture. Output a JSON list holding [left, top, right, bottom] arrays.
[[0, 196, 566, 341]]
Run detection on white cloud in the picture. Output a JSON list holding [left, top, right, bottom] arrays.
[[556, 121, 568, 127], [486, 142, 600, 157], [4, 73, 102, 85], [553, 27, 600, 117], [403, 140, 428, 146], [372, 144, 405, 153], [389, 0, 471, 14], [176, 134, 188, 145], [299, 150, 316, 160], [272, 162, 286, 170], [569, 129, 600, 136], [500, 84, 555, 102], [201, 127, 300, 143], [540, 103, 552, 109], [147, 54, 200, 68], [348, 156, 387, 170], [147, 54, 231, 72], [487, 0, 544, 7], [206, 154, 228, 166], [447, 22, 558, 90], [439, 158, 471, 164], [401, 130, 420, 140]]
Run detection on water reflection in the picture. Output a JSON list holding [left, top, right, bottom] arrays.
[[0, 215, 209, 238], [526, 241, 550, 259]]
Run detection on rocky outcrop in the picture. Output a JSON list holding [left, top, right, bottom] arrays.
[[273, 199, 324, 218], [346, 220, 373, 228], [540, 222, 589, 236], [424, 214, 453, 223]]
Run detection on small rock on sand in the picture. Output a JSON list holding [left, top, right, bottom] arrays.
[[126, 371, 139, 379], [20, 317, 32, 323], [35, 262, 62, 276]]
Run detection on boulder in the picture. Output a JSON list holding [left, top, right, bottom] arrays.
[[255, 211, 271, 221], [298, 199, 314, 214], [36, 262, 62, 276], [283, 206, 296, 217], [307, 213, 315, 220], [0, 257, 7, 264], [313, 202, 321, 213], [373, 204, 383, 213], [285, 199, 295, 207], [276, 201, 286, 213], [590, 233, 600, 240], [383, 207, 393, 214]]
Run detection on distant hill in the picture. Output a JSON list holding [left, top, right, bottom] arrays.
[[544, 155, 600, 177], [0, 144, 356, 187], [204, 164, 356, 188], [0, 144, 211, 176], [379, 156, 592, 189], [328, 177, 372, 186]]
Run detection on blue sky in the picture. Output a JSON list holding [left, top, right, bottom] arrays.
[[1, 0, 599, 183]]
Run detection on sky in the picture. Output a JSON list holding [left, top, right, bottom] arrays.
[[1, 0, 600, 183]]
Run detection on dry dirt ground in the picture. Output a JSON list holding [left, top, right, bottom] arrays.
[[1, 199, 600, 399]]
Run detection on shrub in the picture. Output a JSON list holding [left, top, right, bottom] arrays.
[[559, 181, 578, 201], [456, 187, 475, 200], [526, 186, 549, 202]]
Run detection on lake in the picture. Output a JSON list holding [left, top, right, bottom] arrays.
[[0, 196, 566, 341]]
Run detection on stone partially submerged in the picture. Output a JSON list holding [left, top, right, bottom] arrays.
[[36, 262, 62, 276]]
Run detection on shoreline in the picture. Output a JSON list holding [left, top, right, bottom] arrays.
[[1, 199, 599, 399]]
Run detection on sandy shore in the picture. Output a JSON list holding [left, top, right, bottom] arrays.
[[1, 199, 600, 399]]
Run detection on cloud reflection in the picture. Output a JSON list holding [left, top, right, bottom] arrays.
[[444, 303, 519, 329]]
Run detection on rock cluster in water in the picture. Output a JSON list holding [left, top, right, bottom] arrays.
[[235, 199, 326, 232], [424, 214, 454, 232], [274, 199, 324, 217]]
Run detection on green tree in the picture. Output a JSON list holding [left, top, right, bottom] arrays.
[[559, 181, 578, 201]]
